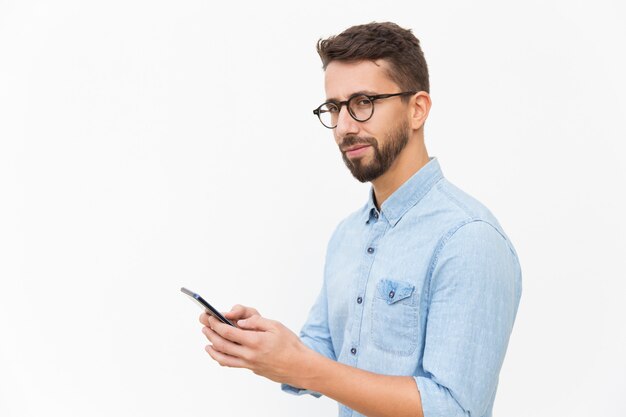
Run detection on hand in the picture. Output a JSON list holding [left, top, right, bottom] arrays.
[[200, 313, 312, 387], [224, 304, 260, 323], [199, 304, 260, 328]]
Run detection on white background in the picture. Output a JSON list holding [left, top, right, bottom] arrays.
[[1, 1, 625, 416]]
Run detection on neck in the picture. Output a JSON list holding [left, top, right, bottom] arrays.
[[371, 137, 430, 210]]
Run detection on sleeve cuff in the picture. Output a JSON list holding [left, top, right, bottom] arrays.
[[414, 376, 467, 417]]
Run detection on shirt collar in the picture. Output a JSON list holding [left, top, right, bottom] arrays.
[[364, 157, 444, 227]]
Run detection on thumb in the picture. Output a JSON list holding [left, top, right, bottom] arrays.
[[237, 314, 273, 331]]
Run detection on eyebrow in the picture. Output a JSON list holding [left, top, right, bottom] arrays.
[[325, 90, 379, 103]]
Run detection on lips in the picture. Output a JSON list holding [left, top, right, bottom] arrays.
[[344, 144, 370, 152], [344, 144, 372, 158]]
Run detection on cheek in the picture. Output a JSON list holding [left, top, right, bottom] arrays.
[[358, 124, 379, 142], [333, 131, 342, 146]]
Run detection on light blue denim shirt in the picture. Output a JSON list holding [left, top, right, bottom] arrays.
[[282, 157, 522, 417]]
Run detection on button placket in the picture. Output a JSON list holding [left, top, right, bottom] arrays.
[[349, 213, 388, 367]]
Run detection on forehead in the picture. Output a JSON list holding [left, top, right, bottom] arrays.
[[324, 60, 399, 100]]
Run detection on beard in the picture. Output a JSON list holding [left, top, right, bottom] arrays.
[[339, 119, 410, 183]]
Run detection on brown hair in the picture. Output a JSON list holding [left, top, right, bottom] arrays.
[[316, 22, 430, 94]]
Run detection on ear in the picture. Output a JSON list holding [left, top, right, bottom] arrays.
[[409, 91, 432, 131]]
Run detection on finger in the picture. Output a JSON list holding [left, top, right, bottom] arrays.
[[236, 314, 275, 332], [199, 312, 210, 326], [224, 305, 260, 320], [205, 345, 247, 368], [202, 326, 249, 358], [201, 312, 229, 327], [223, 309, 244, 320], [227, 304, 246, 316], [208, 315, 260, 346]]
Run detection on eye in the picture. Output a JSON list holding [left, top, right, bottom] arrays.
[[321, 103, 339, 113], [354, 96, 372, 107]]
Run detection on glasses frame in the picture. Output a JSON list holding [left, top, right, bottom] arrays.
[[313, 91, 417, 129]]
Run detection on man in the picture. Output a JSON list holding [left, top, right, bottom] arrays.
[[199, 22, 522, 417]]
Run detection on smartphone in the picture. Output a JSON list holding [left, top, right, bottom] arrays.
[[180, 287, 235, 327]]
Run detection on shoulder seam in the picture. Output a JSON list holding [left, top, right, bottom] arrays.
[[423, 219, 513, 308], [428, 219, 509, 276]]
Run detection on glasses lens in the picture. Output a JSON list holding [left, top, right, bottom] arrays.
[[318, 102, 339, 128], [348, 95, 373, 121]]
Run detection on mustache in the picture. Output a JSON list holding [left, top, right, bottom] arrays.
[[340, 135, 378, 152]]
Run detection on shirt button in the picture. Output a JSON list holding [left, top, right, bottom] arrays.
[[350, 348, 357, 355], [374, 212, 379, 219], [357, 297, 363, 304], [367, 247, 375, 254], [389, 290, 395, 299]]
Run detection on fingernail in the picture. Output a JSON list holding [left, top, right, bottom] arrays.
[[238, 319, 246, 326]]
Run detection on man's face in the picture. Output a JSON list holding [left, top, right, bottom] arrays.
[[324, 60, 411, 183]]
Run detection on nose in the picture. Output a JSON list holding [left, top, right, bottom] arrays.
[[334, 105, 360, 139]]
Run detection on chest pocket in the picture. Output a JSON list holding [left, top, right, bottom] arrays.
[[371, 278, 419, 356]]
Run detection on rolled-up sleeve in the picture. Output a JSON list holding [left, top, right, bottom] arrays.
[[416, 220, 522, 417]]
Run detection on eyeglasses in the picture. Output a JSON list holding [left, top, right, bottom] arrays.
[[313, 91, 416, 129]]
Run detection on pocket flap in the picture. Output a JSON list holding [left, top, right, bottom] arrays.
[[376, 279, 415, 305]]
